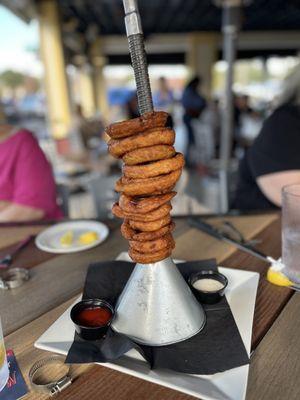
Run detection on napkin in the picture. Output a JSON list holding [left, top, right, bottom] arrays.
[[0, 350, 28, 400], [66, 260, 249, 375]]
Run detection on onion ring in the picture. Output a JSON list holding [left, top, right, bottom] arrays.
[[121, 221, 175, 241], [108, 127, 175, 158], [129, 246, 173, 264], [112, 202, 172, 221], [129, 233, 174, 253], [105, 111, 168, 139], [119, 192, 176, 214], [120, 220, 135, 240], [151, 186, 177, 195], [105, 110, 185, 263], [115, 169, 182, 196], [123, 145, 175, 166], [123, 153, 185, 179], [128, 214, 171, 232]]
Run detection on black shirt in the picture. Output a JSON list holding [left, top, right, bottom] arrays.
[[234, 105, 300, 210]]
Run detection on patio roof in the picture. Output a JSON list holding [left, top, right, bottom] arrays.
[[1, 0, 300, 63], [58, 0, 300, 36], [2, 0, 300, 35]]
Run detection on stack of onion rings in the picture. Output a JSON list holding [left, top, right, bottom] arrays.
[[106, 111, 184, 264]]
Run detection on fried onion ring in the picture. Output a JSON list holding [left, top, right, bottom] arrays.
[[128, 214, 171, 232], [123, 145, 175, 166], [105, 110, 184, 263], [129, 246, 174, 264], [115, 169, 182, 196], [129, 233, 174, 253], [105, 111, 168, 139], [108, 127, 175, 158], [120, 220, 135, 240], [151, 186, 177, 195], [123, 153, 185, 179], [121, 221, 175, 241], [112, 202, 171, 221], [119, 192, 176, 214]]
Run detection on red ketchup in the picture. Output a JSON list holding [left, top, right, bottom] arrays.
[[76, 306, 112, 327]]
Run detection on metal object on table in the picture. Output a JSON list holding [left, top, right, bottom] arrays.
[[29, 354, 74, 396], [0, 268, 30, 290], [188, 217, 276, 264], [0, 235, 34, 269], [111, 0, 206, 346], [222, 220, 261, 246], [112, 257, 206, 346]]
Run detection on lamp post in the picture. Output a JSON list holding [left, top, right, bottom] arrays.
[[214, 0, 249, 212]]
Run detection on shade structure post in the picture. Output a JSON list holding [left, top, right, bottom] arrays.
[[77, 63, 96, 118], [37, 0, 72, 139], [186, 32, 219, 99], [217, 0, 242, 212], [90, 37, 109, 121]]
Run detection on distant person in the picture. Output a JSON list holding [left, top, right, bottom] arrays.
[[153, 77, 174, 127], [0, 123, 62, 221], [234, 66, 300, 210], [234, 95, 253, 127], [126, 92, 139, 119], [234, 94, 262, 151], [69, 104, 104, 155], [181, 76, 207, 166], [67, 104, 106, 165]]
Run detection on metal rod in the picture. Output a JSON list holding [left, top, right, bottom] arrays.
[[219, 2, 241, 213], [123, 0, 153, 114]]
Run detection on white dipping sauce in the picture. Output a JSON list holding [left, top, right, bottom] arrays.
[[193, 278, 224, 292]]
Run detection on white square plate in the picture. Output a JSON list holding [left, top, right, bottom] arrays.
[[35, 253, 259, 400]]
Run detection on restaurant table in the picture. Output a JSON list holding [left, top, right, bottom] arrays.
[[1, 213, 299, 400]]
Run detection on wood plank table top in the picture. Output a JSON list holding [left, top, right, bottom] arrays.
[[1, 213, 297, 400]]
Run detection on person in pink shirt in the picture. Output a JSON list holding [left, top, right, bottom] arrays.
[[0, 124, 63, 221]]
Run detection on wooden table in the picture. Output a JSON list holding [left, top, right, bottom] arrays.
[[1, 213, 299, 399]]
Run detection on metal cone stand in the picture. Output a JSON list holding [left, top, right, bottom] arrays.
[[111, 0, 206, 346]]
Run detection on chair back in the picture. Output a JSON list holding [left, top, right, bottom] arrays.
[[84, 173, 119, 219], [56, 184, 70, 217]]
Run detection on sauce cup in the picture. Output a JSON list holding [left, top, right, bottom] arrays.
[[70, 299, 114, 341], [188, 270, 228, 304]]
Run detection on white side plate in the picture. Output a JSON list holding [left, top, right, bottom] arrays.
[[35, 220, 109, 254], [35, 253, 259, 400]]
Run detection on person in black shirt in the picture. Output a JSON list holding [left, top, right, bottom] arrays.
[[181, 76, 207, 166], [234, 104, 300, 210]]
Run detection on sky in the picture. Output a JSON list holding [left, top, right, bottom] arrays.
[[0, 5, 42, 76]]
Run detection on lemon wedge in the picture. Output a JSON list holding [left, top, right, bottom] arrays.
[[78, 231, 99, 245], [60, 230, 74, 246], [267, 268, 293, 287]]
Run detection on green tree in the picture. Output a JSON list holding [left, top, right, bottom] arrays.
[[0, 70, 24, 89]]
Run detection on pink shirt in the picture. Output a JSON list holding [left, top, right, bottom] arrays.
[[0, 129, 63, 220]]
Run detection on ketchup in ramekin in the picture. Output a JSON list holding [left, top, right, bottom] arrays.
[[70, 299, 114, 340]]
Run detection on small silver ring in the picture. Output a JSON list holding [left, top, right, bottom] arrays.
[[29, 355, 74, 396], [0, 268, 29, 290]]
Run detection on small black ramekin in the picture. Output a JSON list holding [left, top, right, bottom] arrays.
[[188, 270, 228, 304], [70, 299, 114, 341]]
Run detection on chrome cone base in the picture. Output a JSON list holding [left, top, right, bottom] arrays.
[[111, 257, 206, 346]]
